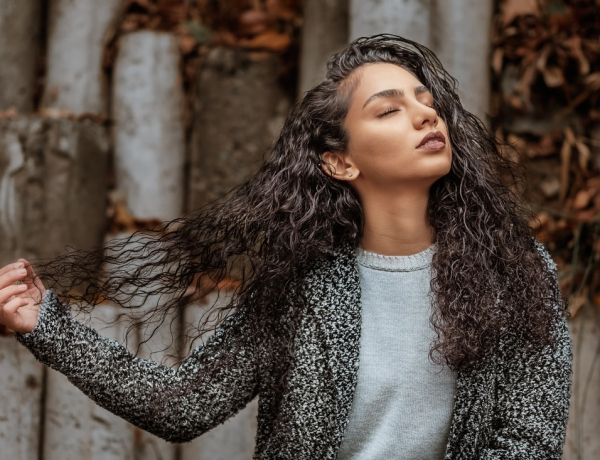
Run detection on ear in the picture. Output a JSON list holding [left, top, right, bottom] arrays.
[[320, 151, 359, 181]]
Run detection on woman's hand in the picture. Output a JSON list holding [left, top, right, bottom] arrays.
[[0, 259, 46, 333]]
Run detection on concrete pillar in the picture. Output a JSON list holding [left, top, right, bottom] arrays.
[[349, 0, 431, 47], [298, 0, 349, 95], [112, 31, 186, 221], [42, 0, 125, 115], [0, 116, 108, 265], [430, 0, 493, 123], [188, 48, 291, 211]]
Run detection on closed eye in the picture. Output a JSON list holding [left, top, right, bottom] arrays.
[[377, 107, 400, 118], [377, 102, 435, 118]]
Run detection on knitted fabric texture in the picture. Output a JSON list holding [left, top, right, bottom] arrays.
[[16, 240, 573, 459]]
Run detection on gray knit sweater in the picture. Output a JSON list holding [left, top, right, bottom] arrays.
[[337, 243, 456, 459], [16, 240, 572, 459]]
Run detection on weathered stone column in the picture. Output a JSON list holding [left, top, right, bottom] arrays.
[[42, 0, 125, 115], [0, 0, 41, 112], [0, 116, 108, 265], [0, 115, 109, 458], [349, 0, 431, 47], [188, 48, 291, 211], [112, 31, 186, 221], [299, 0, 349, 95], [430, 0, 493, 123]]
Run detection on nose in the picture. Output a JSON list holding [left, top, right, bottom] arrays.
[[411, 101, 438, 129]]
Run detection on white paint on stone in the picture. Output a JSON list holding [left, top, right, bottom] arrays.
[[112, 31, 186, 221], [42, 0, 125, 115]]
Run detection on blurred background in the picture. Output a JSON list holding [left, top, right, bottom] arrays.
[[0, 0, 599, 458]]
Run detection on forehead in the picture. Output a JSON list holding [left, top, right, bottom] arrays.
[[351, 63, 423, 100]]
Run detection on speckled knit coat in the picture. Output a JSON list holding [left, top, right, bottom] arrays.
[[16, 240, 572, 459]]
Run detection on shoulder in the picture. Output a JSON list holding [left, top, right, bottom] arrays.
[[533, 238, 558, 274]]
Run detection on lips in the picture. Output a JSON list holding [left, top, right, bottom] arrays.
[[416, 131, 446, 149]]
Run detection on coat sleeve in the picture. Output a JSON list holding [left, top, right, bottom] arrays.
[[15, 289, 259, 443], [480, 241, 573, 459]]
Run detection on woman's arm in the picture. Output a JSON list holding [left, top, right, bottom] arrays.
[[15, 289, 259, 443], [481, 242, 573, 459]]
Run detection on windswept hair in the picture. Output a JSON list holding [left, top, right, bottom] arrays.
[[31, 34, 568, 378]]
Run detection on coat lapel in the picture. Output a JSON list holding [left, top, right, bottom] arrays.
[[306, 245, 363, 455]]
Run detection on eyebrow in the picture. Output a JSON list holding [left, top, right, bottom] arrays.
[[362, 85, 431, 110]]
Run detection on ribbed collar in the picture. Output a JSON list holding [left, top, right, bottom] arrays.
[[356, 243, 437, 272]]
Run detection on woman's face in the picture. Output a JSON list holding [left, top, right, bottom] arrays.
[[326, 62, 452, 191]]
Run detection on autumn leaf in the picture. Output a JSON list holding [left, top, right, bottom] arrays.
[[238, 30, 291, 52], [570, 290, 587, 317], [501, 0, 540, 26]]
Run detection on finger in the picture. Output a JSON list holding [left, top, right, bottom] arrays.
[[0, 283, 28, 304], [0, 261, 25, 279], [19, 259, 46, 294], [0, 266, 29, 290], [0, 260, 24, 276], [2, 295, 28, 317]]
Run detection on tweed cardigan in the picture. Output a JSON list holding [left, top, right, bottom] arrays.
[[16, 240, 572, 459]]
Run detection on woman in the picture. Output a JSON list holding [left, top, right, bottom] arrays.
[[0, 34, 572, 459]]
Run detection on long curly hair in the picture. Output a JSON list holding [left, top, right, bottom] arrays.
[[31, 34, 568, 376]]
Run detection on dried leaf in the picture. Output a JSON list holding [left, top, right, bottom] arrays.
[[492, 48, 504, 75], [238, 9, 272, 36], [559, 128, 574, 203], [574, 139, 590, 172], [572, 208, 596, 222], [502, 0, 540, 26], [570, 291, 587, 317], [564, 36, 590, 76], [573, 189, 593, 210], [541, 66, 564, 88], [239, 30, 291, 52], [179, 34, 197, 55], [266, 0, 297, 20], [585, 72, 600, 91]]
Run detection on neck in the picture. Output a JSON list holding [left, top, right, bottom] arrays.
[[358, 186, 434, 256]]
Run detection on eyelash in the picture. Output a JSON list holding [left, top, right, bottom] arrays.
[[378, 102, 435, 118]]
